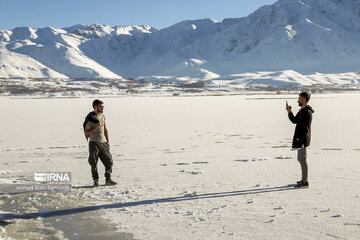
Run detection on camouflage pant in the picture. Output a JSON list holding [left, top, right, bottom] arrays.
[[88, 141, 113, 181]]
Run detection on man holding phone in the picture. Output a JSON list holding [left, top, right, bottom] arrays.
[[286, 92, 314, 188]]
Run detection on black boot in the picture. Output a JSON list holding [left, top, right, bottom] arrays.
[[93, 179, 99, 187], [105, 178, 117, 186], [294, 180, 309, 188]]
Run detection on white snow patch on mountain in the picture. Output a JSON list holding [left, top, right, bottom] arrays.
[[0, 48, 67, 78], [0, 0, 360, 89]]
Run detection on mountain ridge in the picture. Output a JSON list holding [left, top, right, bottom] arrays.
[[1, 0, 360, 89]]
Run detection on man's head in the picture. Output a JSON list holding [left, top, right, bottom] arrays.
[[92, 99, 104, 113], [298, 92, 310, 107]]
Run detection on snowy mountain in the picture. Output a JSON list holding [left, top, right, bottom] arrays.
[[0, 48, 67, 78], [1, 0, 360, 89]]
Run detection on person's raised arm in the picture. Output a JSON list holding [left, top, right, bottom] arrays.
[[286, 101, 297, 124]]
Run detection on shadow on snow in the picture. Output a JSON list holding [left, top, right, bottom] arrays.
[[1, 184, 296, 223]]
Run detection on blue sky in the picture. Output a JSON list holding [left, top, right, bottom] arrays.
[[0, 0, 277, 30]]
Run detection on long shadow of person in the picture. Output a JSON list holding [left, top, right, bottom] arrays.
[[0, 184, 296, 224]]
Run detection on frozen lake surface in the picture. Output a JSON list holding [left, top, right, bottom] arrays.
[[1, 93, 360, 239]]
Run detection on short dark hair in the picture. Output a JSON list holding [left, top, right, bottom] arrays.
[[92, 99, 103, 108], [299, 92, 310, 102]]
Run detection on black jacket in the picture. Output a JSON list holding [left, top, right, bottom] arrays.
[[288, 105, 314, 148], [83, 111, 99, 141]]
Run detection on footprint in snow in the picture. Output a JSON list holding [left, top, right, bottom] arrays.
[[234, 159, 249, 162], [183, 191, 198, 197], [275, 156, 293, 159], [177, 162, 191, 165], [273, 206, 285, 210], [179, 170, 203, 175], [235, 157, 270, 162], [227, 134, 242, 137]]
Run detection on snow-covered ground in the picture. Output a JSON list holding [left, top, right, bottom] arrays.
[[1, 92, 360, 239]]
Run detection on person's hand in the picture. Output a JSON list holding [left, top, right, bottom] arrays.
[[95, 122, 101, 130], [286, 101, 292, 113]]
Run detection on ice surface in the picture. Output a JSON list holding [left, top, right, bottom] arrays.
[[1, 93, 360, 239]]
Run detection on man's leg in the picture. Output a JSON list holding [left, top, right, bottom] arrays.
[[98, 142, 113, 181], [88, 141, 100, 181], [298, 147, 308, 181]]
